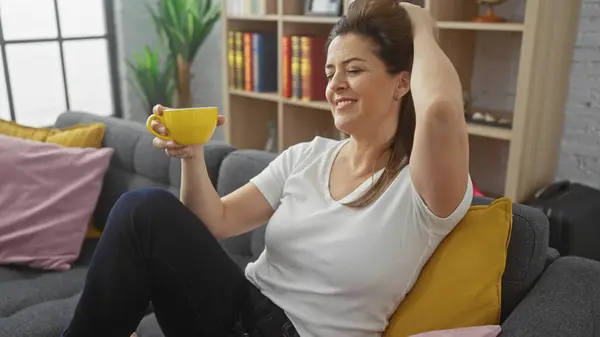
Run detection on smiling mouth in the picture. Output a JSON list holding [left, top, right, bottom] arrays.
[[335, 100, 357, 109]]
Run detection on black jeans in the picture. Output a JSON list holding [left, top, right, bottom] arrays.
[[61, 187, 299, 337]]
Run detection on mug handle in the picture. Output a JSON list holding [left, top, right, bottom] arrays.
[[146, 114, 172, 141]]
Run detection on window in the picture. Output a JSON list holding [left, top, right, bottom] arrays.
[[0, 0, 121, 127]]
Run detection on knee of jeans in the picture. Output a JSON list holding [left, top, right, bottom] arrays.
[[115, 187, 178, 213]]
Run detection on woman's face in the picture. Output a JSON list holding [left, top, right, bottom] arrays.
[[325, 33, 408, 139]]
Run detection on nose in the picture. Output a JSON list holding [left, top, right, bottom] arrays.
[[328, 73, 348, 94]]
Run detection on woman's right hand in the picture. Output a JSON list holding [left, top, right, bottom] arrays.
[[150, 104, 207, 159]]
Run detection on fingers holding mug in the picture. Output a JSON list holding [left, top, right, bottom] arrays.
[[150, 118, 169, 136], [146, 113, 171, 140], [152, 104, 167, 116]]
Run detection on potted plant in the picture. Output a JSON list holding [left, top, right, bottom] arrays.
[[126, 45, 175, 115], [145, 0, 221, 108]]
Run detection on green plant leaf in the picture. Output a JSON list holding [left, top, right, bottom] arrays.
[[140, 0, 222, 106], [198, 0, 207, 15], [126, 44, 175, 113]]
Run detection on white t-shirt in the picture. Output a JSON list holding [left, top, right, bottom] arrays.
[[246, 136, 473, 337]]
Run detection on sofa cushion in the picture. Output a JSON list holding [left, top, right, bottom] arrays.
[[384, 198, 513, 336], [54, 111, 236, 233], [216, 149, 277, 265], [472, 197, 549, 321], [0, 135, 113, 271], [0, 292, 81, 337], [0, 266, 87, 318], [0, 120, 108, 239]]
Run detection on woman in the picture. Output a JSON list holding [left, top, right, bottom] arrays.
[[62, 1, 472, 336]]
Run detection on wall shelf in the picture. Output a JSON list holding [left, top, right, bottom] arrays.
[[283, 98, 330, 111], [436, 21, 525, 32], [230, 89, 280, 102], [227, 15, 279, 22], [282, 15, 340, 24], [467, 123, 512, 140]]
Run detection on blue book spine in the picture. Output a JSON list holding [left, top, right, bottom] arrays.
[[253, 32, 278, 92], [252, 33, 260, 91]]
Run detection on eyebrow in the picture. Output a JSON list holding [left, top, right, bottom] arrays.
[[325, 57, 367, 69]]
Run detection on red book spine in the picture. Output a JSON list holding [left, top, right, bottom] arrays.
[[282, 35, 292, 98], [301, 36, 328, 101], [243, 32, 253, 91]]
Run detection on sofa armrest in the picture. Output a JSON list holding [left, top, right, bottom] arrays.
[[545, 247, 560, 268], [499, 256, 600, 337]]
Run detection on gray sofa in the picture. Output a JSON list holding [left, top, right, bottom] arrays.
[[1, 111, 599, 336]]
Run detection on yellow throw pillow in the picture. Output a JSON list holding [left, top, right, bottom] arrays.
[[383, 197, 513, 337], [0, 119, 54, 142], [46, 123, 106, 148], [0, 119, 107, 238]]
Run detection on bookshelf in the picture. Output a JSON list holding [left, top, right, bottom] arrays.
[[220, 0, 582, 203]]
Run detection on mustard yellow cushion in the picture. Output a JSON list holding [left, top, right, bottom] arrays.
[[0, 119, 54, 142], [0, 119, 107, 238], [383, 197, 513, 337], [46, 123, 106, 148]]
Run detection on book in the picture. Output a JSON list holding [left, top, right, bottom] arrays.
[[281, 35, 292, 98], [243, 32, 253, 91], [234, 31, 244, 89], [252, 32, 278, 92], [300, 36, 328, 101], [291, 36, 302, 100], [227, 31, 235, 88]]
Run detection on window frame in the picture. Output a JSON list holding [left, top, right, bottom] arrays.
[[0, 0, 122, 122]]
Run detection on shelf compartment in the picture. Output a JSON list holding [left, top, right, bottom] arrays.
[[230, 89, 280, 103], [281, 104, 338, 149], [282, 21, 335, 37], [437, 21, 524, 32], [227, 95, 278, 151], [283, 0, 343, 16], [282, 98, 330, 111], [226, 18, 277, 33]]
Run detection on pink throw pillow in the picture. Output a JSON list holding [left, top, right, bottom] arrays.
[[410, 325, 501, 337], [0, 134, 113, 271]]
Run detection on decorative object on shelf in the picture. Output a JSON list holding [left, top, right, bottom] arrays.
[[472, 0, 508, 23], [126, 45, 175, 115], [145, 0, 221, 108], [304, 0, 343, 17], [466, 110, 513, 129], [462, 91, 511, 129]]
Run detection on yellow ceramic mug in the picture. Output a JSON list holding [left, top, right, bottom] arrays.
[[146, 107, 218, 145]]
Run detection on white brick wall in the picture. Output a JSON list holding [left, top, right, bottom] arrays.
[[557, 0, 600, 189]]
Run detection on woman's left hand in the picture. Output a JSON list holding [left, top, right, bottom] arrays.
[[399, 2, 434, 35]]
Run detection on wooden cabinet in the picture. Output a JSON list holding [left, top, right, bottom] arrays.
[[221, 0, 582, 202]]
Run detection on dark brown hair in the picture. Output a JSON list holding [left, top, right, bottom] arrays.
[[326, 0, 416, 207]]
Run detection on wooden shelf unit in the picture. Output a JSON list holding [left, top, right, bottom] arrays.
[[220, 0, 582, 202]]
